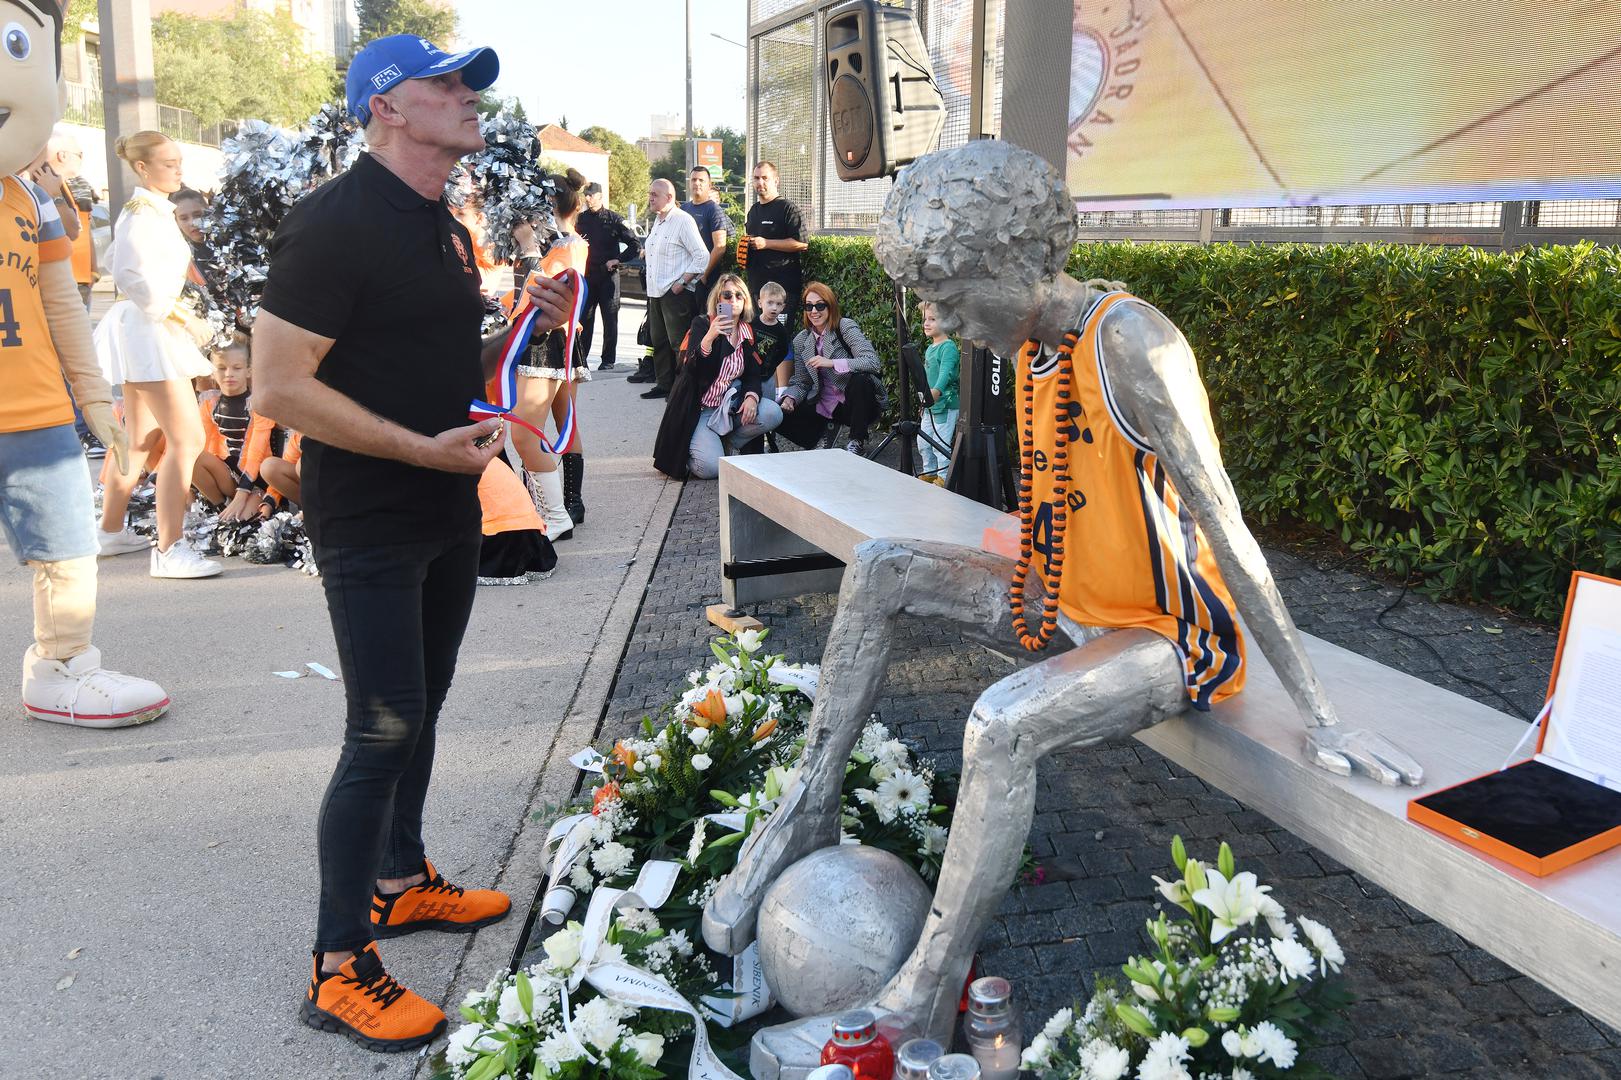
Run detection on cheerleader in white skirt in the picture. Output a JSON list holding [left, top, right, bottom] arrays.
[[93, 131, 221, 579]]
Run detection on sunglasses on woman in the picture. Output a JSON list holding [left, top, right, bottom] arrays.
[[717, 291, 743, 300], [803, 301, 830, 312]]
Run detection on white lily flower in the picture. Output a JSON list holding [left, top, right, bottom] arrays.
[[735, 629, 765, 653], [1191, 869, 1270, 943]]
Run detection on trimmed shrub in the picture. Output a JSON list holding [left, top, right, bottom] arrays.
[[802, 235, 1621, 621]]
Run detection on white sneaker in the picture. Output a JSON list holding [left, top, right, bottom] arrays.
[[21, 646, 169, 728], [97, 526, 151, 557], [150, 538, 222, 579]]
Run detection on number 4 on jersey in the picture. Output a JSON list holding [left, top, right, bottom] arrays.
[[0, 289, 21, 347]]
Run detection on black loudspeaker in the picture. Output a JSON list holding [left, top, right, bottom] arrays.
[[824, 0, 946, 182]]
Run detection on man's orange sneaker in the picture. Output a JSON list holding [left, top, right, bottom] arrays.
[[301, 943, 446, 1052], [371, 858, 512, 939]]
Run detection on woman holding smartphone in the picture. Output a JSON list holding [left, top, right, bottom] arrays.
[[652, 272, 783, 480]]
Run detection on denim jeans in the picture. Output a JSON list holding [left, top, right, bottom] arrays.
[[311, 532, 480, 952], [688, 398, 784, 479], [0, 423, 97, 564], [917, 407, 959, 477]]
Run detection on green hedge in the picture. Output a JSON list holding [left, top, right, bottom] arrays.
[[803, 236, 1621, 621]]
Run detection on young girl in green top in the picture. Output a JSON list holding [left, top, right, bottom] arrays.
[[917, 302, 960, 482]]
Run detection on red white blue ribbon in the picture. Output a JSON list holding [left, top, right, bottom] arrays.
[[469, 266, 588, 454]]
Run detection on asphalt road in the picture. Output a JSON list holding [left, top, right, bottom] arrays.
[[3, 304, 681, 1080]]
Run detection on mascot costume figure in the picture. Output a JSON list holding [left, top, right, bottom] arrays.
[[2, 0, 168, 727]]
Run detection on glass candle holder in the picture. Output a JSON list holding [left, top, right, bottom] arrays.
[[963, 976, 1021, 1080]]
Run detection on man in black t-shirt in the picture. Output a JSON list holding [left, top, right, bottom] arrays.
[[576, 182, 641, 369], [744, 160, 809, 325], [254, 33, 570, 1054], [680, 165, 731, 309]]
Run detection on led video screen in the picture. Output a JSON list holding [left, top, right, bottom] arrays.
[[1064, 1, 1621, 209]]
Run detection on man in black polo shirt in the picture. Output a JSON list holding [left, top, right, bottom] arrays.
[[575, 181, 640, 370], [744, 160, 808, 324], [254, 34, 570, 1053]]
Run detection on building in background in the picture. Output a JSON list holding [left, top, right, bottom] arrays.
[[636, 113, 686, 176], [538, 125, 613, 203]]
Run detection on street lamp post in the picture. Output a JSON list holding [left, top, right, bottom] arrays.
[[685, 0, 695, 176], [99, 0, 159, 212]]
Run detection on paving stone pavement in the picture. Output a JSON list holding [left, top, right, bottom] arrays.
[[594, 477, 1621, 1080]]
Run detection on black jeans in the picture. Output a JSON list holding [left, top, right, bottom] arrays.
[[777, 372, 883, 446], [579, 272, 620, 363], [648, 288, 698, 391], [312, 532, 480, 952]]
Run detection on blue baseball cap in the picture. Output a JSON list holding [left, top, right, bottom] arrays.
[[345, 34, 500, 125]]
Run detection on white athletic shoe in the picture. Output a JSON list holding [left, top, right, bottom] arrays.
[[150, 538, 222, 579], [97, 526, 151, 557], [21, 646, 170, 728]]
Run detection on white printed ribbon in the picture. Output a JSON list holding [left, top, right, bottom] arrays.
[[541, 813, 597, 925], [557, 861, 746, 1080]]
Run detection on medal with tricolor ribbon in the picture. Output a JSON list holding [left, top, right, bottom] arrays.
[[469, 265, 588, 453]]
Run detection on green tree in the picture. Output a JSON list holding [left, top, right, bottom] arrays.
[[476, 91, 527, 121], [580, 125, 652, 218], [63, 0, 95, 44], [152, 11, 337, 129], [355, 0, 458, 46]]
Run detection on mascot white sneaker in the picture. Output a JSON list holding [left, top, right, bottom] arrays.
[[3, 0, 169, 728]]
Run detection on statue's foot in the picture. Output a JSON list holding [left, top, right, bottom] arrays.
[[749, 1013, 837, 1080], [702, 780, 839, 954]]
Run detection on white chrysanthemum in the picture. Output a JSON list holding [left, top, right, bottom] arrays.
[[1081, 1039, 1131, 1080], [572, 996, 628, 1052], [445, 1023, 485, 1067], [1231, 1069, 1256, 1080], [628, 1031, 666, 1066], [687, 818, 708, 863], [1040, 1007, 1074, 1041], [735, 628, 765, 653], [917, 822, 948, 857], [1257, 894, 1292, 940], [536, 1029, 586, 1072], [877, 768, 930, 815], [592, 841, 634, 879], [692, 753, 713, 771], [542, 922, 583, 972], [667, 928, 694, 957], [569, 862, 593, 891], [1136, 1031, 1192, 1080], [1020, 1033, 1052, 1070], [496, 983, 531, 1025], [1270, 936, 1315, 981], [1297, 915, 1345, 974], [617, 907, 660, 935], [1251, 1022, 1297, 1069], [1191, 869, 1270, 943]]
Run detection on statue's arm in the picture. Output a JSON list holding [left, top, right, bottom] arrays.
[[1099, 302, 1421, 784]]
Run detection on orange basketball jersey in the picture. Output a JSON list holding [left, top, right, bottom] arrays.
[[1018, 291, 1245, 709]]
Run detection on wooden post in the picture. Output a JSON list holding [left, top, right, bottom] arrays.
[[98, 0, 159, 213]]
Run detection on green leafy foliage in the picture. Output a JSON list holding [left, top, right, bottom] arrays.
[[580, 126, 653, 218], [355, 0, 458, 47], [802, 235, 1621, 620], [151, 11, 339, 129]]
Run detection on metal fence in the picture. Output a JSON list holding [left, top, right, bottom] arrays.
[[748, 2, 1621, 249], [64, 82, 226, 148]]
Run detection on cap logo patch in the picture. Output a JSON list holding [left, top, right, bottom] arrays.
[[371, 63, 401, 89]]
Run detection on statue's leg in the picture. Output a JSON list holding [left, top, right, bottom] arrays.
[[877, 627, 1188, 1039], [704, 536, 1035, 955]]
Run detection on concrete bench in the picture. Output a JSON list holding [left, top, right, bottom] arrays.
[[716, 450, 1621, 1031]]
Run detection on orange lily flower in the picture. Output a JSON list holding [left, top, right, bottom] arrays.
[[691, 688, 729, 729], [751, 717, 778, 743], [612, 741, 638, 769], [592, 781, 621, 814]]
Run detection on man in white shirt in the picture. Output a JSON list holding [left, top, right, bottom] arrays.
[[640, 178, 709, 399]]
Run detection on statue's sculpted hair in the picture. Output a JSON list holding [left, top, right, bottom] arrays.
[[875, 141, 1077, 296]]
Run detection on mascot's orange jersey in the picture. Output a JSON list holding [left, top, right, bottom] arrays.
[[1017, 291, 1246, 709], [0, 174, 74, 433]]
